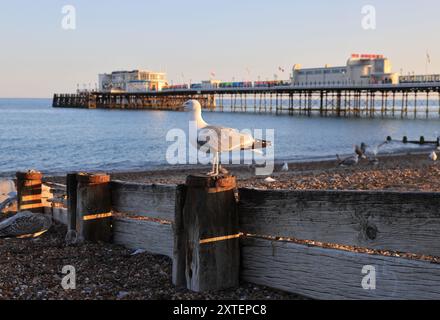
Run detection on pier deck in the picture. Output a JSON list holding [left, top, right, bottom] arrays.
[[53, 83, 440, 118]]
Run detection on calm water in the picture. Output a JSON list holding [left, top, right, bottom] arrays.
[[0, 98, 439, 177]]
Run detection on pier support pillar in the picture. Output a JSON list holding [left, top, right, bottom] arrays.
[[173, 175, 240, 292]]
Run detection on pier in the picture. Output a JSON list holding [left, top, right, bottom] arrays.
[[53, 83, 440, 118]]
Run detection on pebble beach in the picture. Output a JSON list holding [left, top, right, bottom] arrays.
[[2, 151, 439, 300], [94, 152, 440, 192]]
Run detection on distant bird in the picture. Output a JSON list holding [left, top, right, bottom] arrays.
[[0, 211, 52, 239], [365, 140, 389, 164], [264, 177, 277, 183], [337, 154, 359, 167], [430, 151, 438, 161], [281, 162, 289, 172], [355, 143, 368, 159], [183, 100, 271, 176]]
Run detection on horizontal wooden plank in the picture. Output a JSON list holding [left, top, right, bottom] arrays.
[[43, 182, 67, 191], [44, 206, 68, 225], [111, 181, 176, 221], [239, 188, 440, 257], [53, 207, 68, 225], [113, 217, 173, 258], [241, 237, 440, 300]]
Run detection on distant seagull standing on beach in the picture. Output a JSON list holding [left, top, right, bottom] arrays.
[[430, 151, 438, 161], [281, 162, 289, 172], [355, 143, 368, 159], [183, 100, 271, 176], [368, 140, 389, 162]]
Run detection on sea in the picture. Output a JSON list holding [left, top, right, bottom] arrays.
[[0, 98, 439, 177]]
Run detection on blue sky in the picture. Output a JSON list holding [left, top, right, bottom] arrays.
[[1, 0, 439, 97]]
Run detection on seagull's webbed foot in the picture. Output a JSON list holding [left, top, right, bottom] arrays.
[[206, 171, 218, 177]]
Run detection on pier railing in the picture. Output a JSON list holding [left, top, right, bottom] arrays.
[[26, 172, 440, 299]]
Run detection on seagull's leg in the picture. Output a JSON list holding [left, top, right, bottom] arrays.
[[215, 152, 220, 176], [207, 152, 217, 176]]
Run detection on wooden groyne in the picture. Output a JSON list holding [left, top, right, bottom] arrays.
[[20, 170, 440, 299], [53, 83, 440, 117]]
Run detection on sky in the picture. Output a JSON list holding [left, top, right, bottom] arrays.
[[0, 0, 439, 98]]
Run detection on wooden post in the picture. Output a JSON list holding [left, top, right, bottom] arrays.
[[173, 175, 240, 292], [16, 171, 43, 213], [76, 173, 112, 242], [66, 173, 78, 232]]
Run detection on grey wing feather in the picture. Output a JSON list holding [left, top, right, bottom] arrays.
[[200, 126, 254, 152]]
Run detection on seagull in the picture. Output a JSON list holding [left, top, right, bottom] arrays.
[[364, 140, 389, 164], [355, 143, 368, 159], [372, 141, 389, 155], [430, 151, 438, 161], [281, 162, 289, 172], [337, 154, 359, 167], [0, 211, 52, 239], [183, 100, 271, 176]]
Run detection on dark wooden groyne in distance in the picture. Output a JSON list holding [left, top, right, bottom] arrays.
[[21, 170, 440, 299], [54, 82, 440, 118]]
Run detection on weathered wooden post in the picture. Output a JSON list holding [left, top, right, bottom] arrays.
[[173, 175, 240, 292], [66, 173, 78, 232], [16, 171, 43, 213], [75, 173, 112, 242]]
